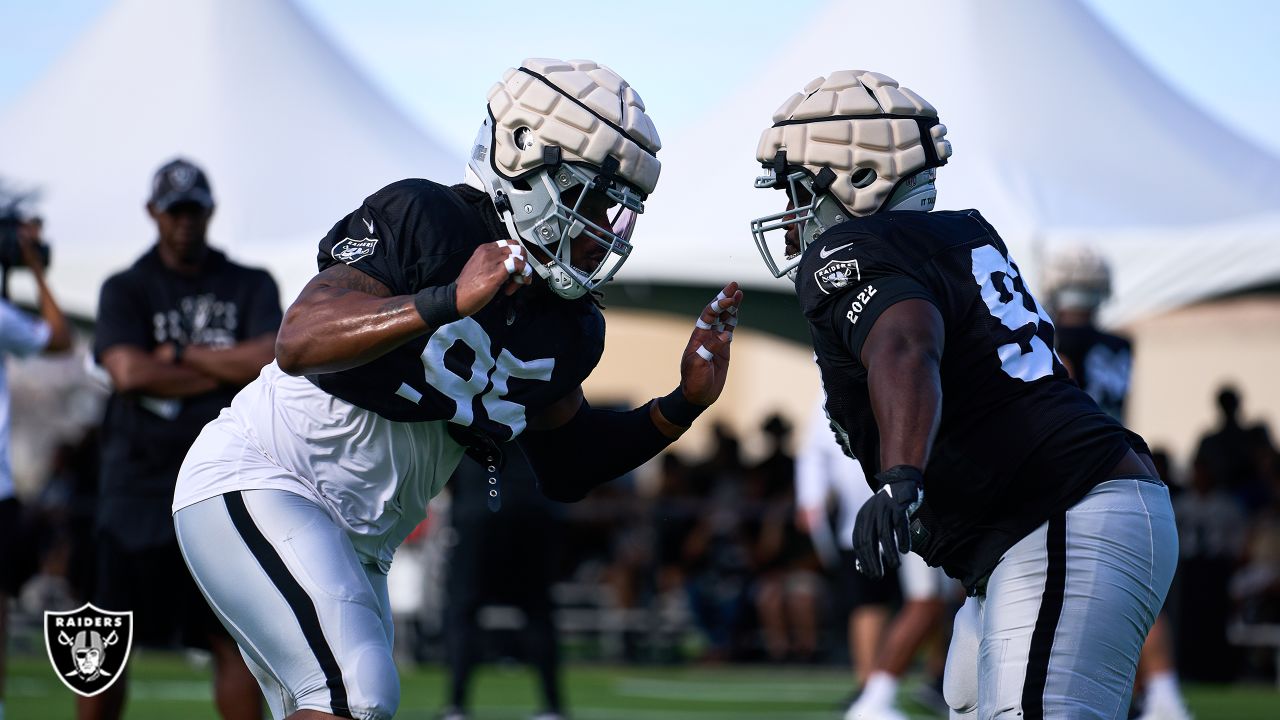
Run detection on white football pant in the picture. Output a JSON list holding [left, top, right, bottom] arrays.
[[176, 489, 398, 720], [943, 477, 1176, 720]]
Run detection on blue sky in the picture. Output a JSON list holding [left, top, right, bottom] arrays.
[[1, 0, 1278, 158]]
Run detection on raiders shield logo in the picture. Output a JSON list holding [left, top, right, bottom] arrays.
[[814, 258, 861, 294], [331, 237, 379, 264], [44, 604, 133, 697]]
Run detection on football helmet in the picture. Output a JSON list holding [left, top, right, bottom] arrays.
[[751, 70, 952, 280], [1043, 245, 1112, 313], [467, 58, 661, 299]]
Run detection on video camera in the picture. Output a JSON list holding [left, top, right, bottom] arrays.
[[0, 212, 52, 270]]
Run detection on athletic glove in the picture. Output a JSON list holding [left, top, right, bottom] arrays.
[[853, 465, 925, 579]]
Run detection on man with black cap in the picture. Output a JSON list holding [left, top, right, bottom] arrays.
[[83, 158, 282, 720]]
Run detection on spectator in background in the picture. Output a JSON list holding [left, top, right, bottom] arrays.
[[1174, 449, 1247, 682], [751, 494, 821, 663], [654, 453, 700, 600], [796, 398, 952, 720], [84, 158, 280, 720], [0, 207, 72, 720], [745, 413, 821, 663], [1231, 449, 1280, 676], [441, 449, 566, 720], [1195, 386, 1276, 512], [682, 423, 753, 660], [751, 413, 796, 499], [796, 398, 897, 692]]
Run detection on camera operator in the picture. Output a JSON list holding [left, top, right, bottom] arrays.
[[0, 207, 72, 720]]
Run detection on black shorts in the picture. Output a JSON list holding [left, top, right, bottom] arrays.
[[0, 497, 38, 596], [92, 531, 227, 650], [840, 549, 901, 609]]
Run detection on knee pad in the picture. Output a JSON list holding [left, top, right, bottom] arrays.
[[345, 643, 400, 720], [944, 599, 980, 714]]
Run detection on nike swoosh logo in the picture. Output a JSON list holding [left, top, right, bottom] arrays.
[[818, 242, 854, 259], [363, 217, 375, 234]]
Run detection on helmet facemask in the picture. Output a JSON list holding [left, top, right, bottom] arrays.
[[751, 158, 855, 282], [502, 160, 645, 299]]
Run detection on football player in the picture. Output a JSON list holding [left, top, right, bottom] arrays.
[[171, 59, 741, 720], [749, 70, 1175, 719], [1043, 248, 1191, 720]]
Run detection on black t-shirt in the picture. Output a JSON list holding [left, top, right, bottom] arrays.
[[94, 247, 281, 546], [795, 209, 1133, 589], [1055, 325, 1132, 422], [309, 180, 605, 441]]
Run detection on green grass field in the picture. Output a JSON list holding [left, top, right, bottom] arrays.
[[7, 652, 1279, 719]]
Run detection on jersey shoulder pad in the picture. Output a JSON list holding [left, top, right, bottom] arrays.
[[796, 222, 910, 315], [318, 179, 486, 293], [361, 179, 479, 255]]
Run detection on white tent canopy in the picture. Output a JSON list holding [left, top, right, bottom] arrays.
[[3, 0, 1278, 326], [0, 0, 458, 315], [632, 0, 1280, 326]]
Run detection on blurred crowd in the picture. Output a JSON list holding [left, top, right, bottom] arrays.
[[396, 390, 1280, 686], [6, 342, 1280, 685]]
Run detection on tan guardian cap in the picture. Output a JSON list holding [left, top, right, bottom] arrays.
[[756, 70, 951, 215]]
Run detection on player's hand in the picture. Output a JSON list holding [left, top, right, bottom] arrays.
[[853, 465, 924, 578], [678, 282, 743, 406], [454, 240, 534, 316]]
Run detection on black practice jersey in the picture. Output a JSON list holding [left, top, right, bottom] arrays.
[[795, 209, 1133, 589], [310, 180, 605, 441], [1055, 325, 1132, 422]]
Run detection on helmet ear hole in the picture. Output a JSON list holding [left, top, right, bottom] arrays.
[[513, 127, 534, 150], [850, 167, 876, 188]]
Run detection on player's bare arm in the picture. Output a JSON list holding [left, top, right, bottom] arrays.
[[99, 344, 219, 398], [277, 242, 530, 376], [859, 299, 945, 470], [850, 298, 944, 578]]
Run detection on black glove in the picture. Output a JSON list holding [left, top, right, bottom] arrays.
[[854, 465, 925, 578]]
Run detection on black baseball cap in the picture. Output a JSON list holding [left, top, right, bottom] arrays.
[[149, 158, 214, 211]]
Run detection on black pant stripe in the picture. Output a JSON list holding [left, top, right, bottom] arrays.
[[223, 491, 353, 718], [1022, 512, 1067, 719]]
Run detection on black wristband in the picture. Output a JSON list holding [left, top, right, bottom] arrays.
[[657, 387, 707, 428], [413, 283, 461, 327], [874, 465, 925, 490]]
